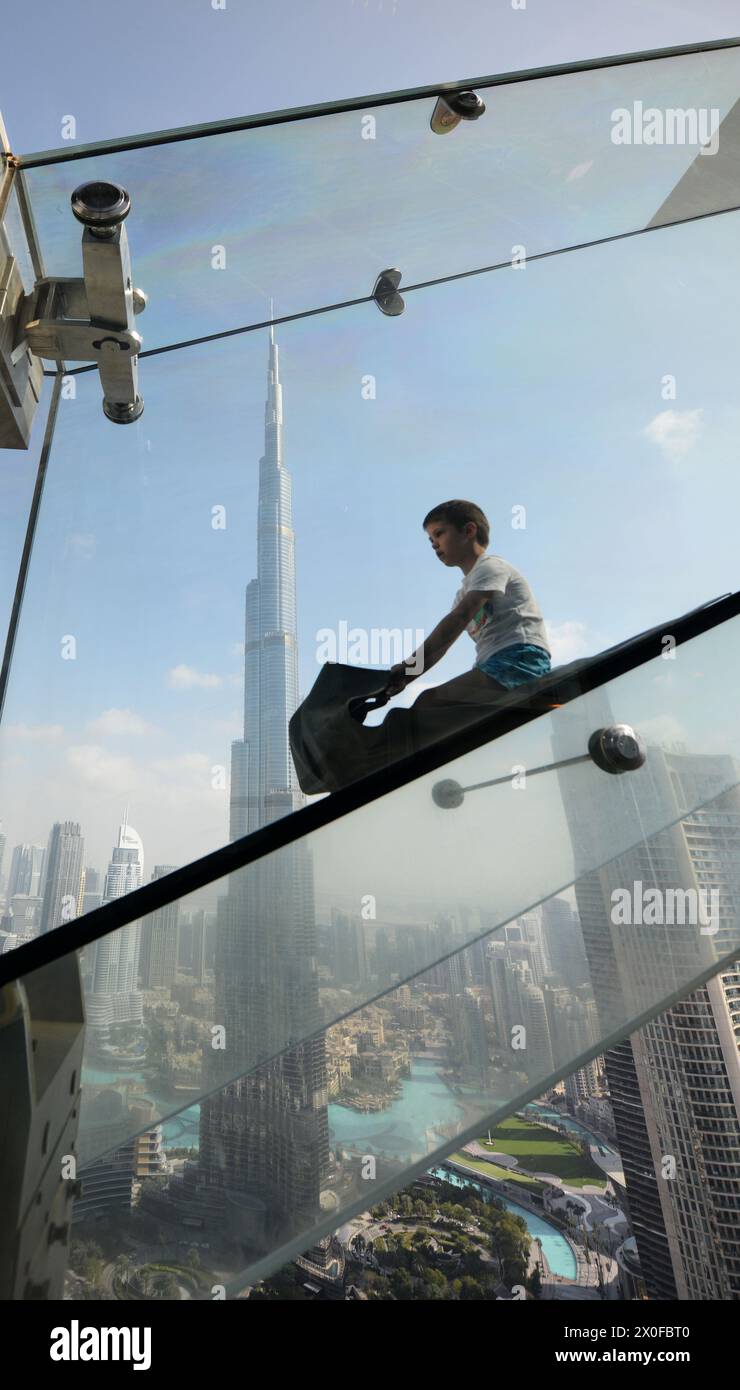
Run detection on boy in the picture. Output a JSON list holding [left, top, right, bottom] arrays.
[[384, 499, 551, 705]]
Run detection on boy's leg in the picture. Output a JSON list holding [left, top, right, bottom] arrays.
[[411, 666, 508, 709]]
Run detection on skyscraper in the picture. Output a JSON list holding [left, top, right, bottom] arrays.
[[86, 815, 144, 1034], [542, 895, 589, 988], [199, 322, 329, 1253], [7, 843, 46, 901], [139, 865, 180, 989], [599, 760, 740, 1301], [39, 821, 85, 937], [81, 865, 102, 915], [553, 688, 740, 1300]]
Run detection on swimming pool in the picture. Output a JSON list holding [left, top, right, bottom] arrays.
[[428, 1164, 578, 1280]]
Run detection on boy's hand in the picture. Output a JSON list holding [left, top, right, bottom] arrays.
[[385, 662, 411, 696]]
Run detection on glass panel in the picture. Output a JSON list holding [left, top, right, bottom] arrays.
[[20, 46, 740, 353], [1, 212, 738, 926], [56, 770, 740, 1297], [0, 372, 52, 655], [1, 177, 52, 649], [17, 605, 736, 1174], [2, 180, 38, 293]]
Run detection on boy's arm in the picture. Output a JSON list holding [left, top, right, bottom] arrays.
[[385, 589, 495, 694]]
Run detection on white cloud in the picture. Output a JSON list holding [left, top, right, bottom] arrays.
[[167, 664, 222, 689], [566, 160, 594, 182], [643, 408, 703, 462], [3, 722, 64, 741], [64, 532, 96, 561], [544, 620, 593, 665], [67, 743, 137, 791], [88, 708, 158, 737], [209, 712, 244, 735], [150, 752, 212, 775], [66, 744, 218, 810]]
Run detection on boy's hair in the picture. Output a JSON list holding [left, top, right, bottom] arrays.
[[422, 499, 490, 548]]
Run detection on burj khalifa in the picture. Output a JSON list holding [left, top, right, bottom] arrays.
[[199, 320, 330, 1253], [230, 318, 301, 836]]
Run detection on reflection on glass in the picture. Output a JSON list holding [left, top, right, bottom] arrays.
[[21, 47, 740, 352], [58, 602, 740, 1172], [2, 215, 740, 947], [0, 372, 52, 659], [58, 768, 740, 1298]]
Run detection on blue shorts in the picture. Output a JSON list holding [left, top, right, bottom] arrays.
[[476, 644, 551, 689]]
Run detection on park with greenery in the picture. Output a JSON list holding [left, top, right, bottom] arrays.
[[252, 1180, 539, 1301], [474, 1115, 607, 1188]]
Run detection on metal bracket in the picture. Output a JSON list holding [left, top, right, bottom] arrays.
[[1, 177, 147, 441], [372, 267, 405, 317], [432, 723, 647, 807]]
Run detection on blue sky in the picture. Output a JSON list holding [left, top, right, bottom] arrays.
[[1, 1, 739, 886]]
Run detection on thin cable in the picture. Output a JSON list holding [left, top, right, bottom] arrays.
[[42, 199, 740, 377], [14, 36, 740, 169]]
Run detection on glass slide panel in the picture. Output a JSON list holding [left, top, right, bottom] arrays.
[[20, 46, 740, 353], [1, 175, 53, 649], [40, 605, 740, 1175], [1, 213, 738, 941], [0, 373, 52, 654], [60, 772, 740, 1300]]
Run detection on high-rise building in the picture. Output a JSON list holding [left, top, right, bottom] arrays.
[[86, 815, 144, 1034], [139, 865, 180, 989], [198, 322, 329, 1253], [9, 894, 43, 941], [603, 760, 740, 1302], [517, 978, 555, 1078], [517, 908, 549, 984], [39, 821, 85, 937], [74, 1096, 166, 1225], [81, 865, 102, 915], [329, 908, 369, 989], [554, 688, 740, 1300], [542, 895, 589, 988], [442, 951, 490, 1084], [7, 843, 46, 901], [564, 1058, 601, 1111], [180, 907, 211, 983]]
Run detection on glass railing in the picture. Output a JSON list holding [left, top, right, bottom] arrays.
[[0, 155, 54, 655], [52, 602, 740, 1168], [215, 786, 740, 1296], [3, 591, 740, 1294], [0, 370, 53, 663], [2, 208, 740, 903], [60, 774, 740, 1297], [14, 44, 740, 353]]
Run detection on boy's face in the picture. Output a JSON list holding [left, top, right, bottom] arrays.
[[424, 519, 475, 567]]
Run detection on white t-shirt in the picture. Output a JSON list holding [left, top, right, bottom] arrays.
[[452, 553, 550, 663]]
